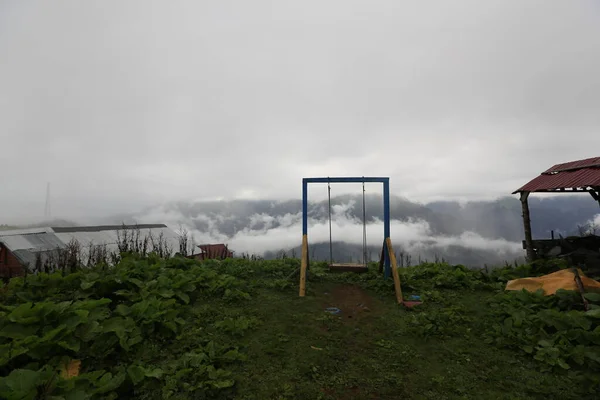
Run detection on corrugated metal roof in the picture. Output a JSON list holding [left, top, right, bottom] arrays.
[[513, 157, 600, 193], [0, 231, 65, 269], [52, 224, 167, 233], [0, 232, 65, 252], [198, 244, 229, 252], [543, 157, 600, 173], [0, 224, 180, 270], [0, 227, 53, 237]]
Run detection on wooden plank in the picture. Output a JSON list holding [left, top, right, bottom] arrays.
[[329, 263, 367, 267], [299, 235, 308, 297], [328, 263, 368, 272], [385, 238, 403, 304]]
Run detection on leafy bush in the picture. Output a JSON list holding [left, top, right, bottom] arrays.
[[480, 258, 570, 284], [484, 288, 600, 391], [0, 255, 253, 399], [161, 342, 246, 399], [398, 263, 483, 292], [407, 306, 473, 339]]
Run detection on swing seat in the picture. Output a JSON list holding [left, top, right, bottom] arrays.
[[328, 263, 368, 273]]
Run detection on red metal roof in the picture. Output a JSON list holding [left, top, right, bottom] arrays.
[[193, 244, 233, 260], [198, 243, 230, 253], [513, 157, 600, 193], [542, 156, 600, 173]]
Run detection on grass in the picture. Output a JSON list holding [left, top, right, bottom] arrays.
[[203, 279, 579, 400], [1, 256, 597, 399]]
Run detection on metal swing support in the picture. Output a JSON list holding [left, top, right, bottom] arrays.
[[299, 177, 403, 304]]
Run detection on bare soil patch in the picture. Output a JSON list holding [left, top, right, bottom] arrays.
[[321, 284, 377, 321]]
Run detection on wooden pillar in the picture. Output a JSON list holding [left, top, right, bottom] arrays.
[[520, 191, 536, 262], [385, 238, 403, 304], [299, 234, 308, 297]]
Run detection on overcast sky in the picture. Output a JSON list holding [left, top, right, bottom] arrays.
[[1, 0, 599, 223]]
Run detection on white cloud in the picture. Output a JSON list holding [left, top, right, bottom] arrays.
[[133, 201, 523, 261]]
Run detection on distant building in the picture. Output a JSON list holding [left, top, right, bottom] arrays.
[[0, 224, 180, 278], [190, 243, 233, 261]]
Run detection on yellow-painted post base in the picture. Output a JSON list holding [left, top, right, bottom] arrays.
[[299, 235, 308, 297], [385, 237, 403, 304]]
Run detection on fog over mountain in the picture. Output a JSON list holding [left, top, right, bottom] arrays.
[[92, 193, 599, 268]]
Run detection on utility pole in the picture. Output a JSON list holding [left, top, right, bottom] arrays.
[[44, 182, 51, 219]]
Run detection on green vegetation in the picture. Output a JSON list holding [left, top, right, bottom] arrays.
[[0, 253, 599, 399]]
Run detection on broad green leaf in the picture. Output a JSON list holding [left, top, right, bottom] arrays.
[[181, 283, 196, 292], [63, 310, 89, 330], [130, 301, 150, 317], [86, 272, 100, 281], [73, 298, 112, 310], [127, 334, 143, 348], [163, 321, 179, 334], [128, 278, 144, 288], [115, 304, 130, 316], [80, 281, 95, 290], [127, 365, 146, 385], [556, 359, 570, 370], [7, 303, 39, 325], [585, 309, 600, 318], [206, 341, 216, 359], [76, 321, 101, 342], [113, 290, 133, 298], [210, 379, 235, 389], [0, 323, 38, 339], [521, 345, 534, 354], [144, 368, 164, 379], [40, 324, 67, 342], [157, 288, 175, 298], [54, 301, 75, 315], [65, 390, 90, 400], [58, 337, 81, 352], [94, 371, 126, 394], [585, 350, 600, 363], [103, 317, 134, 333], [176, 292, 190, 304], [537, 339, 553, 347], [0, 368, 40, 400], [0, 344, 29, 367], [583, 293, 600, 302]]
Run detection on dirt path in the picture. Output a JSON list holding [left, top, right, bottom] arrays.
[[321, 284, 377, 322], [319, 284, 382, 399]]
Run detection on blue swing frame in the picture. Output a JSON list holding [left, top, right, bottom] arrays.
[[301, 176, 392, 278]]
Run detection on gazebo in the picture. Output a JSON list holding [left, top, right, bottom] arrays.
[[512, 156, 600, 262]]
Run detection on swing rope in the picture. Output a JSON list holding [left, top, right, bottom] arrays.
[[327, 177, 368, 268], [327, 178, 333, 265]]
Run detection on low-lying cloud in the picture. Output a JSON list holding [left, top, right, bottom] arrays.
[[133, 200, 525, 263]]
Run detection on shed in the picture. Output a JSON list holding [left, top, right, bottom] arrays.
[[0, 228, 65, 278], [512, 156, 600, 262], [191, 244, 233, 261], [0, 224, 181, 278]]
